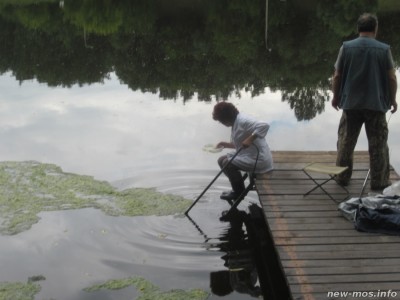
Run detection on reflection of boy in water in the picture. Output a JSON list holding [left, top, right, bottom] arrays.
[[213, 102, 273, 201], [209, 210, 262, 298], [210, 269, 262, 298]]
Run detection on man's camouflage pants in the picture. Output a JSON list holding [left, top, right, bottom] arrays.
[[336, 109, 390, 189]]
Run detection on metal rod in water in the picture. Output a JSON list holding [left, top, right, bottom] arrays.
[[185, 147, 243, 215]]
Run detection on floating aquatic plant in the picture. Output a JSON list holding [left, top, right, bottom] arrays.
[[84, 276, 209, 300], [0, 161, 192, 235], [0, 278, 42, 300]]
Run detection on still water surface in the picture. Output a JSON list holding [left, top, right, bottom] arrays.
[[0, 72, 267, 299], [2, 72, 399, 181], [1, 69, 400, 299], [2, 1, 400, 299]]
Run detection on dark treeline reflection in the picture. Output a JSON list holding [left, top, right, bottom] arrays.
[[1, 0, 400, 120]]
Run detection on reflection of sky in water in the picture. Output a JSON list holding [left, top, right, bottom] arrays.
[[1, 71, 399, 183], [1, 71, 400, 299], [0, 72, 260, 299], [0, 208, 230, 299]]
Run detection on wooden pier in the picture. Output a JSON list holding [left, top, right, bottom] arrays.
[[255, 151, 400, 300]]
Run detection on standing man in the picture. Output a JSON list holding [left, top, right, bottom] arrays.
[[332, 13, 397, 190], [212, 102, 273, 201]]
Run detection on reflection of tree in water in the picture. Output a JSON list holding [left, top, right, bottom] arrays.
[[316, 0, 378, 37], [210, 210, 262, 298], [282, 86, 329, 121], [1, 0, 400, 120]]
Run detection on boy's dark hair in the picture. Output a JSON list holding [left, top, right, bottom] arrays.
[[357, 13, 378, 33], [212, 102, 239, 124]]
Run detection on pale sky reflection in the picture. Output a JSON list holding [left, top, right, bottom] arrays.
[[0, 72, 399, 183]]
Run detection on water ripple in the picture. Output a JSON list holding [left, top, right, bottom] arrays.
[[0, 168, 261, 299]]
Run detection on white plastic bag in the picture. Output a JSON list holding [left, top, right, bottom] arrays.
[[383, 181, 400, 196]]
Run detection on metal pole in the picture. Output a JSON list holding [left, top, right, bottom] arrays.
[[358, 169, 370, 202], [265, 0, 269, 49], [185, 147, 243, 215]]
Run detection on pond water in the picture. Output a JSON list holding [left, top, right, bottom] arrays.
[[1, 1, 400, 299]]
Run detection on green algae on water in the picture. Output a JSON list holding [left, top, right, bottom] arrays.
[[84, 276, 210, 300], [0, 161, 193, 235], [0, 280, 41, 300]]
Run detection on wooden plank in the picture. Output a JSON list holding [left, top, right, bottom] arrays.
[[260, 198, 340, 206], [271, 229, 367, 238], [284, 265, 400, 276], [282, 258, 400, 268], [279, 243, 400, 252], [265, 211, 343, 219], [274, 236, 400, 245], [287, 273, 400, 284], [255, 151, 400, 300], [261, 199, 342, 206], [289, 282, 400, 294], [269, 222, 352, 230], [262, 205, 340, 212], [279, 249, 400, 260], [271, 217, 351, 224]]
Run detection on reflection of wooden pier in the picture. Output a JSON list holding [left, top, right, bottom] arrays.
[[255, 151, 400, 300]]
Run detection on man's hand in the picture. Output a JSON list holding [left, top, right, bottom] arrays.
[[332, 70, 341, 111], [388, 69, 397, 113], [391, 101, 398, 113], [332, 97, 339, 111]]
